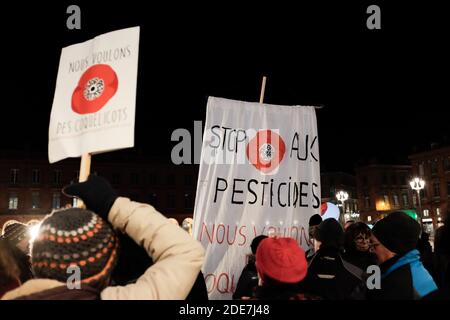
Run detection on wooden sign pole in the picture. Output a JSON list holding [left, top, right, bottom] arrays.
[[259, 76, 267, 103], [258, 76, 324, 110], [76, 153, 91, 208]]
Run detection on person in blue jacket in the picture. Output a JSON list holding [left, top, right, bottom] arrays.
[[368, 211, 438, 300]]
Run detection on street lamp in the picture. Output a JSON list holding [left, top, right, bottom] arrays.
[[336, 190, 349, 225], [410, 177, 425, 226]]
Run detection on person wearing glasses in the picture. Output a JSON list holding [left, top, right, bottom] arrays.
[[343, 222, 377, 270], [368, 211, 437, 300]]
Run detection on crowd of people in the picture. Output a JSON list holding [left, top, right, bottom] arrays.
[[0, 175, 449, 300], [234, 212, 449, 300]]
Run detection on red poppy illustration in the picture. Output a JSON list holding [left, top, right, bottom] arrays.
[[320, 202, 328, 216], [71, 64, 118, 114], [246, 130, 286, 174]]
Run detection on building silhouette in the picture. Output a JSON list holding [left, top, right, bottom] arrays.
[[0, 150, 198, 229], [409, 145, 450, 234]]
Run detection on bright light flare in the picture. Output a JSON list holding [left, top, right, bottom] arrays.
[[29, 223, 41, 242]]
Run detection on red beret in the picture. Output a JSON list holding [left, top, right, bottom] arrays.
[[256, 237, 308, 284]]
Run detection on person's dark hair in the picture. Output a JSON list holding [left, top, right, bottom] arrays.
[[344, 222, 371, 251], [251, 235, 268, 255], [421, 231, 430, 241], [0, 239, 21, 286], [309, 214, 322, 227], [314, 218, 344, 250], [435, 217, 450, 255], [308, 226, 317, 239]]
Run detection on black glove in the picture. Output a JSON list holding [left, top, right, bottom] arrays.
[[63, 175, 118, 220]]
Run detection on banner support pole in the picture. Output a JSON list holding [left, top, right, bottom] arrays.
[[259, 76, 267, 103]]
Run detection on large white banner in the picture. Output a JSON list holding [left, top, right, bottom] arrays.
[[48, 27, 140, 163], [193, 97, 321, 300]]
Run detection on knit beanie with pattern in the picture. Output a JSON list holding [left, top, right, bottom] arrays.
[[31, 208, 119, 290]]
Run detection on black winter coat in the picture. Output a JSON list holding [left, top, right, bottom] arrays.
[[343, 249, 378, 271], [433, 225, 450, 290], [299, 246, 364, 300], [250, 284, 321, 300], [233, 259, 258, 299]]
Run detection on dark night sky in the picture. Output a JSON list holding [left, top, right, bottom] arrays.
[[1, 1, 448, 173]]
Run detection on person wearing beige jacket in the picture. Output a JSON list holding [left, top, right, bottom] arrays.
[[2, 175, 205, 300]]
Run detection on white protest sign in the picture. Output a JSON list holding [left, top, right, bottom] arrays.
[[48, 27, 140, 163], [193, 97, 321, 299]]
